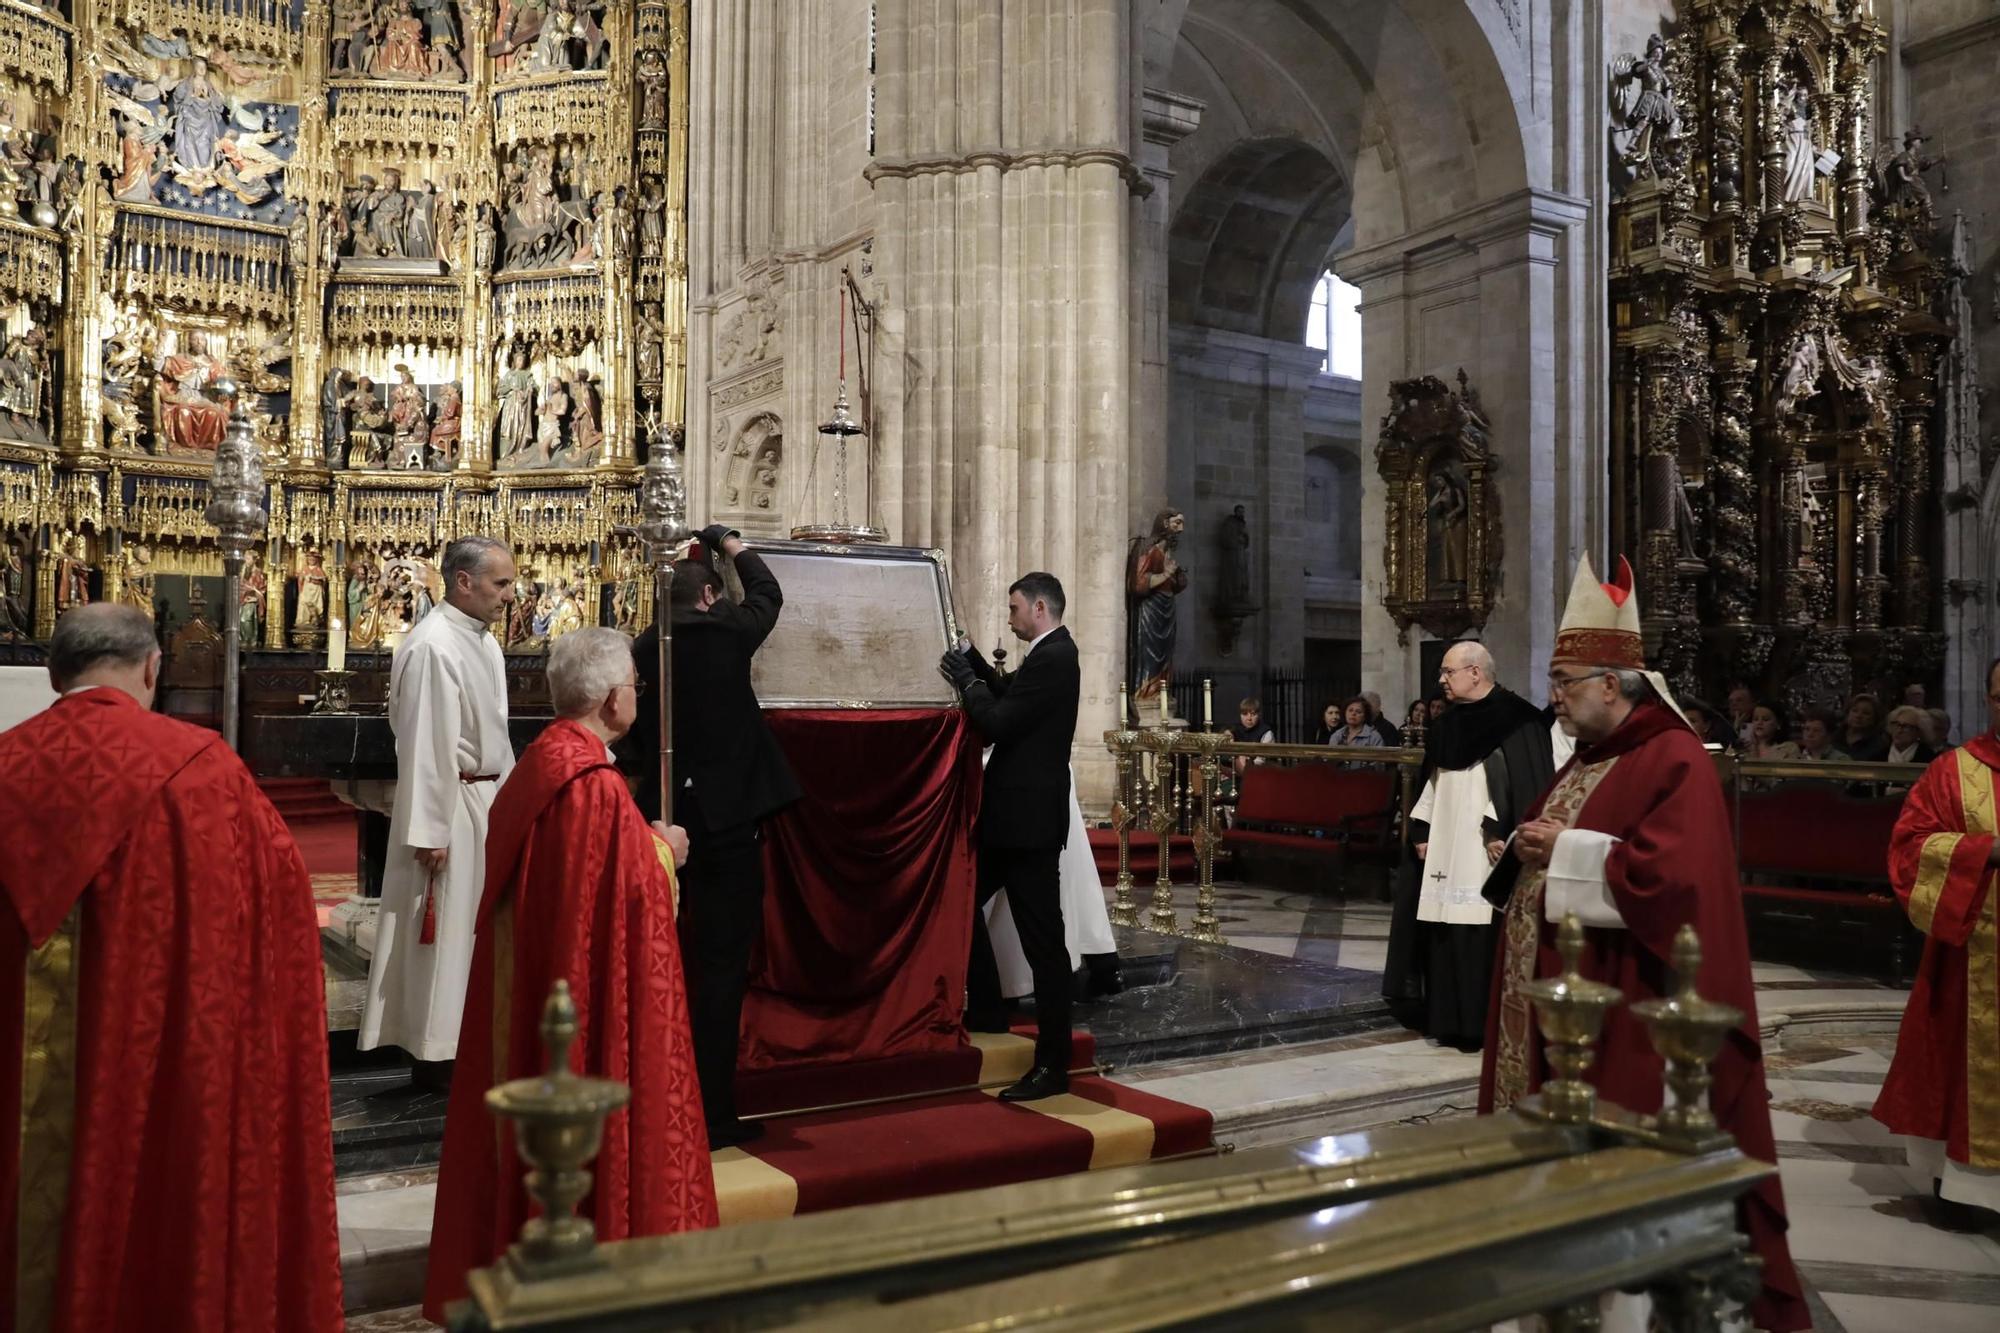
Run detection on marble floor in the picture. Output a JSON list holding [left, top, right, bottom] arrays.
[[346, 879, 1987, 1332]]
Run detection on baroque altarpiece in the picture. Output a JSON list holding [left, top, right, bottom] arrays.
[[1609, 0, 1967, 713], [0, 0, 690, 678]]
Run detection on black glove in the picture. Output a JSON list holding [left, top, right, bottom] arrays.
[[697, 524, 739, 561], [938, 648, 978, 693]]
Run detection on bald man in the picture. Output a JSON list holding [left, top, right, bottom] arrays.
[[1382, 641, 1567, 1050], [0, 605, 341, 1332]]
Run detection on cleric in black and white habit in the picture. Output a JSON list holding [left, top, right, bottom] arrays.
[[1383, 640, 1570, 1050]]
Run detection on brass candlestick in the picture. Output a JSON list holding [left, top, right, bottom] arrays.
[[1186, 730, 1226, 944], [1517, 913, 1625, 1125], [1145, 727, 1181, 936], [486, 981, 630, 1276], [1105, 727, 1141, 929], [311, 669, 354, 715], [1631, 925, 1744, 1150]]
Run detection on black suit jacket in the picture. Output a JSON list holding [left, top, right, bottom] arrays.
[[623, 550, 801, 829], [961, 626, 1080, 850]]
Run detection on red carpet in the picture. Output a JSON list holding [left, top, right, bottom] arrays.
[[714, 1027, 1214, 1225], [262, 778, 356, 878]]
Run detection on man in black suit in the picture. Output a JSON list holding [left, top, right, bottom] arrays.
[[625, 524, 800, 1146], [940, 571, 1081, 1102]]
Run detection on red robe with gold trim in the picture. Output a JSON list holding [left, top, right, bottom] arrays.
[[0, 689, 342, 1333], [1873, 734, 2000, 1169], [1477, 702, 1807, 1333], [424, 718, 716, 1320]]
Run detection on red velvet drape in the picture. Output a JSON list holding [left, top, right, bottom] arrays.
[[743, 709, 982, 1068]]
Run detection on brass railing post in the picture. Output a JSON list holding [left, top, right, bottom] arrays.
[[1144, 726, 1181, 936], [1186, 730, 1225, 944], [1104, 727, 1141, 929]]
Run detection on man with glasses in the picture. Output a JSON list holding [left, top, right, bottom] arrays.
[[427, 627, 714, 1317], [1382, 639, 1560, 1051], [1477, 555, 1805, 1333]]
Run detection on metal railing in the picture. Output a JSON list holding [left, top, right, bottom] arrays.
[[1102, 724, 1424, 944]]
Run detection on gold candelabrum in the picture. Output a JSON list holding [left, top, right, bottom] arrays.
[[1631, 925, 1745, 1151], [1143, 724, 1182, 937], [1184, 729, 1226, 944], [475, 981, 631, 1295], [1516, 914, 1626, 1126], [1104, 691, 1143, 931]]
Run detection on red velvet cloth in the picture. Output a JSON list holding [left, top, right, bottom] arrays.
[[743, 709, 982, 1069], [426, 719, 717, 1320], [0, 690, 343, 1333]]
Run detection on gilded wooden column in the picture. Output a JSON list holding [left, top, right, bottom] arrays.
[[1709, 350, 1758, 625], [1636, 342, 1681, 649], [1894, 344, 1940, 628], [460, 2, 498, 473], [52, 0, 98, 455], [597, 1, 637, 466]]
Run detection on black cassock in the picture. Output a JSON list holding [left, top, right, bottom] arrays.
[[1382, 688, 1555, 1050]]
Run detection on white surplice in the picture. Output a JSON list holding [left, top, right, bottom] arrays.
[[359, 601, 513, 1061], [984, 761, 1118, 998], [1411, 765, 1498, 926]]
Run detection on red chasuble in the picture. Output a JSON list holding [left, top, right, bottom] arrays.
[[425, 718, 717, 1320], [1477, 702, 1807, 1333], [0, 689, 342, 1333], [1873, 734, 2000, 1168]]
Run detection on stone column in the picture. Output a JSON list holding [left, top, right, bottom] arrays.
[[865, 0, 1140, 800], [1130, 88, 1202, 529]]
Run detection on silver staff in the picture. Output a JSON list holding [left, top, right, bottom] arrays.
[[203, 377, 269, 752], [636, 423, 690, 807]]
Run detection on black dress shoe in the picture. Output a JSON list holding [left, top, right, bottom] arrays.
[[1083, 964, 1124, 999], [707, 1117, 766, 1149], [998, 1066, 1069, 1102], [965, 1010, 1012, 1033]]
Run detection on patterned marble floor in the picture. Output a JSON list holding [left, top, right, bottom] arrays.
[[346, 882, 1988, 1332]]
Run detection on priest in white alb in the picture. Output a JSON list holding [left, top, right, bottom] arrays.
[[1383, 640, 1566, 1050], [360, 535, 519, 1069]]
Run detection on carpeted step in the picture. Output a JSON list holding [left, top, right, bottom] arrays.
[[736, 1029, 1094, 1119], [260, 776, 353, 820], [715, 1071, 1213, 1225]]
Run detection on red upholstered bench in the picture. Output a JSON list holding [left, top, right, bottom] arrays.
[[1735, 783, 1913, 984], [1224, 764, 1397, 861]]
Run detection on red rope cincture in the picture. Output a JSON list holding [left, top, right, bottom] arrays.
[[419, 867, 438, 945]]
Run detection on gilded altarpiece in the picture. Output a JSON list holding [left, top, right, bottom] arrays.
[[1375, 371, 1499, 643], [1610, 1, 1955, 715], [0, 0, 691, 676]]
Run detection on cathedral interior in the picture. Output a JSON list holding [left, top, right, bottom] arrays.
[[4, 1, 2000, 1330]]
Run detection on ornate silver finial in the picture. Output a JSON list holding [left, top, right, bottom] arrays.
[[637, 428, 689, 569], [204, 378, 268, 753], [1517, 913, 1626, 1125]]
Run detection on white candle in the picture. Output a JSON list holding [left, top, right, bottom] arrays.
[[327, 617, 347, 673]]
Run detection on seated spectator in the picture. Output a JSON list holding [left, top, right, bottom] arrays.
[[1725, 680, 1756, 749], [1427, 694, 1448, 724], [1230, 696, 1275, 775], [1364, 690, 1402, 746], [1798, 708, 1850, 761], [1924, 706, 1954, 751], [1904, 682, 1927, 709], [1747, 699, 1801, 760], [1884, 705, 1936, 765], [1311, 700, 1343, 745], [1683, 698, 1735, 751], [1331, 696, 1385, 767], [1840, 692, 1889, 761], [1404, 698, 1428, 740]]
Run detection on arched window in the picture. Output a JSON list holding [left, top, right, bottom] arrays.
[[1306, 270, 1362, 379]]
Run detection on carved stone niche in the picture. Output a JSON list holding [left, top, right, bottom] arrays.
[[718, 411, 781, 518], [1375, 370, 1499, 642]]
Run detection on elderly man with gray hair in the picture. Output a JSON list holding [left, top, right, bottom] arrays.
[[362, 534, 517, 1076], [0, 604, 343, 1330], [426, 628, 713, 1315]]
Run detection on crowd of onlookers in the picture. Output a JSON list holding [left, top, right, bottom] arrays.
[[1217, 681, 1950, 769], [1682, 683, 1953, 764]]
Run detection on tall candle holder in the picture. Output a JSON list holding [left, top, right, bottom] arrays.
[[1145, 725, 1182, 936], [201, 377, 267, 753], [1105, 684, 1142, 930]]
